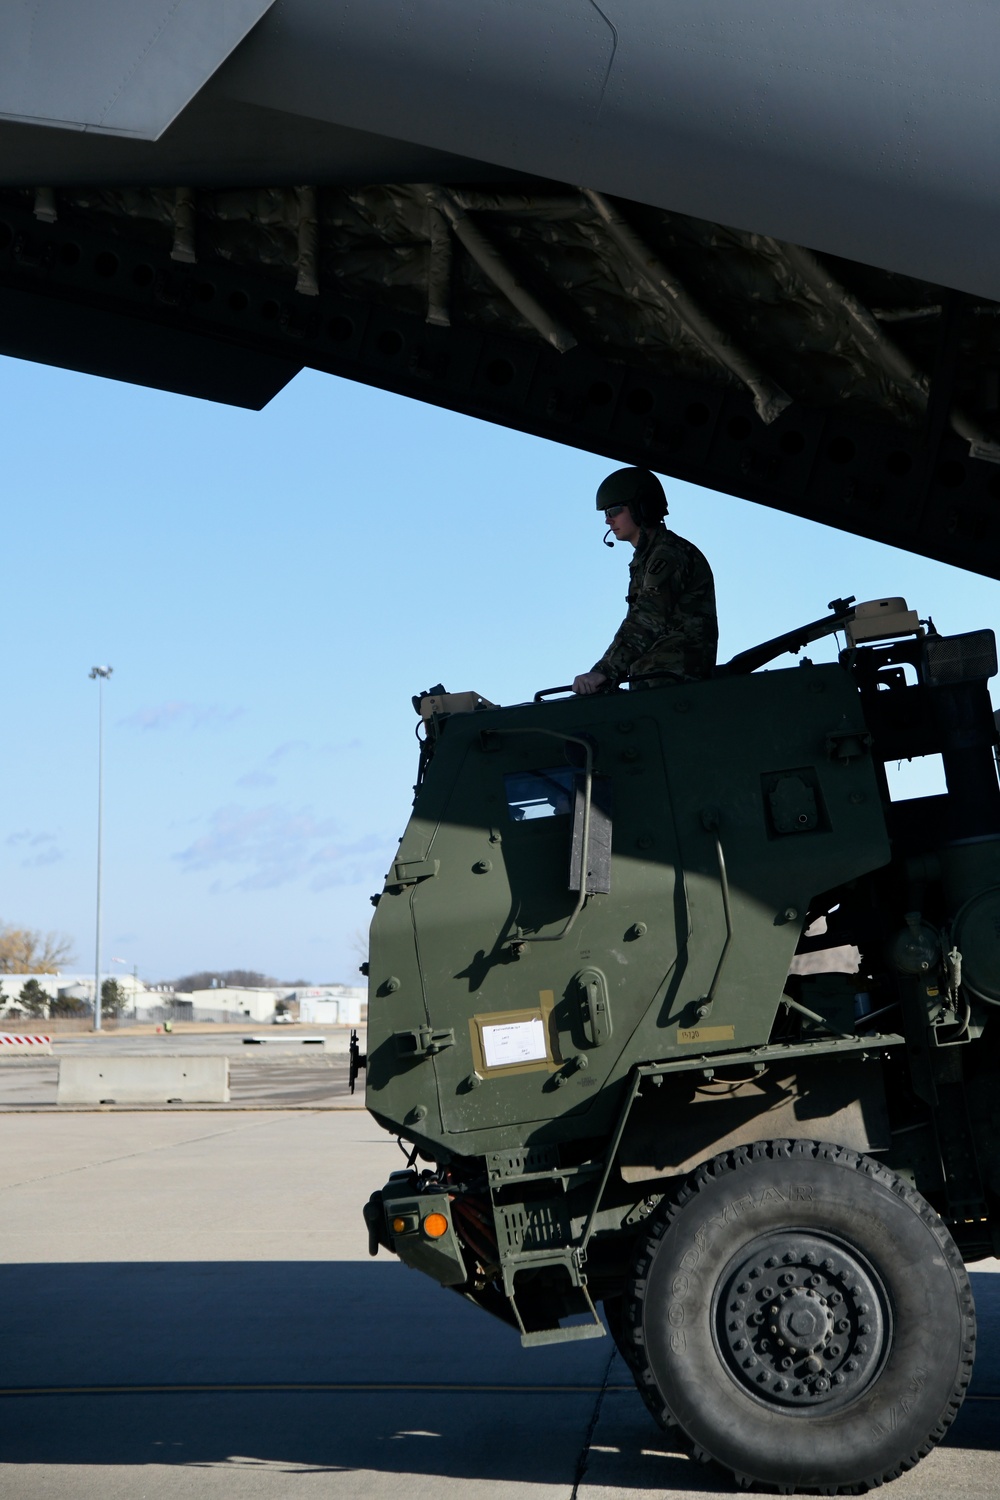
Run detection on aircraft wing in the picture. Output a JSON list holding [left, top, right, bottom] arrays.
[[2, 1, 1000, 574]]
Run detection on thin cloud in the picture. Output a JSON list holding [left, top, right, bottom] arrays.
[[265, 740, 308, 766], [21, 845, 63, 868], [120, 701, 245, 731], [236, 770, 277, 789], [174, 803, 385, 892], [6, 830, 64, 867], [234, 741, 306, 790], [235, 739, 357, 791]]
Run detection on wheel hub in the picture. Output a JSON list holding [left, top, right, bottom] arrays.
[[774, 1289, 834, 1352], [716, 1231, 889, 1408]]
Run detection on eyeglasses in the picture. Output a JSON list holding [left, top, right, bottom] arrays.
[[604, 505, 626, 519]]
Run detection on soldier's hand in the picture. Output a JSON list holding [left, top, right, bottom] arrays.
[[573, 670, 609, 695]]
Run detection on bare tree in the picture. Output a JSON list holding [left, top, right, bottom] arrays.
[[167, 969, 303, 992], [349, 926, 369, 970], [0, 923, 74, 973]]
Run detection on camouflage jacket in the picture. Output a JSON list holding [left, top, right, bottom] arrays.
[[593, 524, 718, 683]]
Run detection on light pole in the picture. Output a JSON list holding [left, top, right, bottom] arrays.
[[89, 666, 113, 1032]]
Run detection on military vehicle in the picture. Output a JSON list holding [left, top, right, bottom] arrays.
[[5, 13, 1000, 1480], [357, 593, 998, 1494]]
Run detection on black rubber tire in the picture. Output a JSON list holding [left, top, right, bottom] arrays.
[[622, 1139, 976, 1494]]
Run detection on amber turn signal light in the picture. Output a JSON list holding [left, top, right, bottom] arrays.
[[422, 1211, 449, 1238]]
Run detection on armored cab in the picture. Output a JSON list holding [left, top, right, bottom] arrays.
[[359, 598, 999, 1494]]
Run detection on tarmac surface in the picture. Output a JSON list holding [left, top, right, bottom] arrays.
[[0, 1106, 996, 1499]]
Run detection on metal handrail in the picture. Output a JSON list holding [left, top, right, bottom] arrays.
[[532, 682, 619, 702]]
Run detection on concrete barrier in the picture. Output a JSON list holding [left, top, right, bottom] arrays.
[[0, 1033, 52, 1055], [57, 1055, 229, 1105]]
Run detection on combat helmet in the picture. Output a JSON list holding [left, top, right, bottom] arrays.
[[596, 467, 668, 527]]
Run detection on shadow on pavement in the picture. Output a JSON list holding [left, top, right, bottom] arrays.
[[0, 1263, 994, 1481], [0, 1259, 630, 1481], [970, 1270, 1000, 1390], [0, 1260, 611, 1389], [0, 1389, 620, 1481]]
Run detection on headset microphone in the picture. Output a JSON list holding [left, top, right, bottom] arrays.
[[603, 527, 614, 547]]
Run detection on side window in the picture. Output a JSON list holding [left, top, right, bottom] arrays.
[[505, 767, 575, 821]]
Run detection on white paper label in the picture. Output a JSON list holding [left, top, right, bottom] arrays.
[[481, 1017, 548, 1069]]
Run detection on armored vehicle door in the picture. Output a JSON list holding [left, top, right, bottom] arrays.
[[405, 702, 685, 1135]]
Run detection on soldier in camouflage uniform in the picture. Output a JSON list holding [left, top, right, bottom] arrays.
[[573, 468, 717, 694]]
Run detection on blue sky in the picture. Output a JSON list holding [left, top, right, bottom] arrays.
[[3, 355, 998, 984]]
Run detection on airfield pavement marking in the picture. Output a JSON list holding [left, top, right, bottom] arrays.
[[0, 1382, 636, 1396]]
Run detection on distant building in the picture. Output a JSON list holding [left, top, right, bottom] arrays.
[[187, 987, 281, 1024], [293, 986, 364, 1025], [0, 971, 144, 1018], [0, 972, 61, 1018], [0, 972, 367, 1026]]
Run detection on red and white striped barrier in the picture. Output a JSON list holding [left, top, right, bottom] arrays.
[[0, 1033, 52, 1052]]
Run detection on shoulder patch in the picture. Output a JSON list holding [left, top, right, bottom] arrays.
[[647, 557, 668, 576]]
